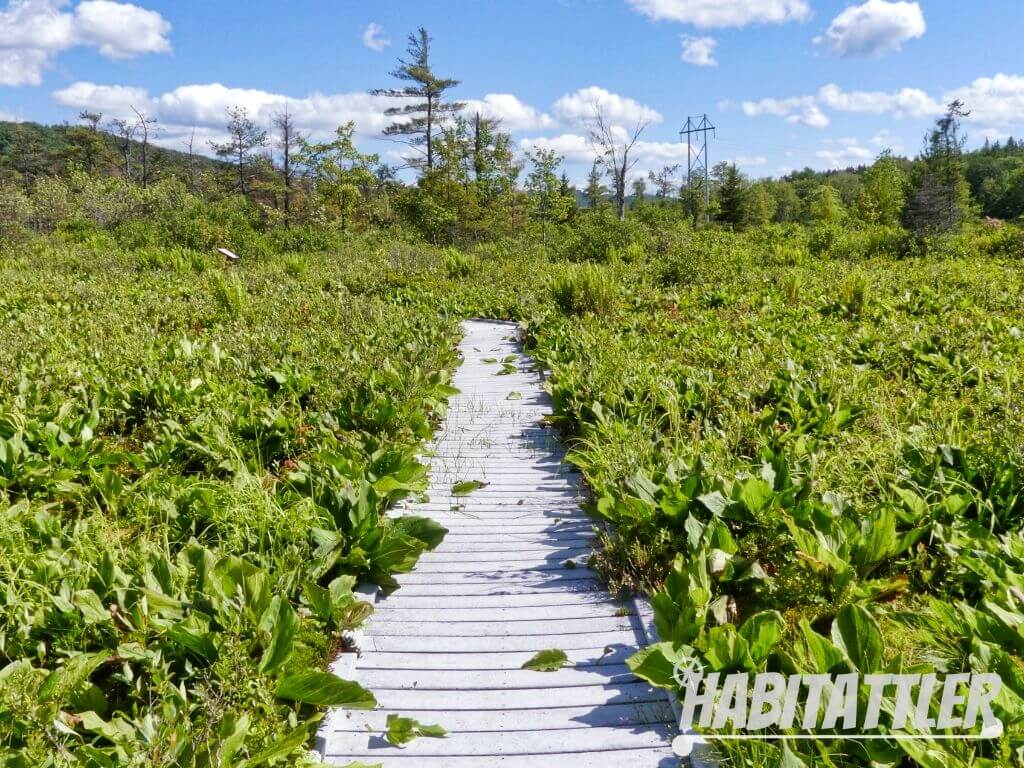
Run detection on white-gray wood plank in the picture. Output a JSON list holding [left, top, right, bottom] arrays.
[[319, 319, 678, 767]]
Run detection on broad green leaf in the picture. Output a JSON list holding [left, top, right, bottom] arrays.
[[243, 716, 321, 766], [626, 643, 682, 689], [385, 713, 447, 747], [452, 480, 487, 496], [521, 649, 568, 671], [392, 516, 448, 550], [73, 590, 110, 625], [800, 619, 845, 674], [216, 712, 250, 766], [780, 743, 809, 767], [831, 604, 884, 672], [506, 391, 523, 400], [259, 597, 299, 675], [697, 491, 728, 516], [703, 626, 755, 672], [39, 652, 108, 704], [738, 477, 774, 515], [167, 613, 218, 662], [275, 671, 376, 708], [738, 611, 786, 663]]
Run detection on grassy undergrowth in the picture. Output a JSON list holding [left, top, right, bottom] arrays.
[[0, 241, 461, 766], [522, 230, 1024, 766]]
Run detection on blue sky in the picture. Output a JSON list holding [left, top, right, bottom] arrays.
[[2, 0, 1024, 184]]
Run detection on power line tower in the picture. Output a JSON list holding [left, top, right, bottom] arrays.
[[681, 114, 716, 221]]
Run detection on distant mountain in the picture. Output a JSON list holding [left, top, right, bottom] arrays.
[[0, 120, 226, 181]]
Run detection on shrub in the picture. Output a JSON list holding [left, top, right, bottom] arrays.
[[0, 182, 31, 244], [283, 253, 308, 277], [549, 263, 618, 316], [556, 209, 642, 263], [442, 248, 480, 278], [211, 272, 247, 319]]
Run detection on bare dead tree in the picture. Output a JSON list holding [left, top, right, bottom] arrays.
[[273, 103, 302, 226], [108, 117, 137, 181], [131, 106, 158, 187], [183, 127, 198, 192], [587, 105, 647, 220]]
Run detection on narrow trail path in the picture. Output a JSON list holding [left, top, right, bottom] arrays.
[[320, 319, 678, 767]]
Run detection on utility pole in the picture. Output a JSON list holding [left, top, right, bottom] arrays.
[[681, 114, 715, 221]]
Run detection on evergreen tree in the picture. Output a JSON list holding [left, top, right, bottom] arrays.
[[299, 122, 379, 231], [905, 100, 971, 239], [68, 110, 106, 174], [273, 104, 302, 226], [209, 107, 268, 197], [371, 27, 463, 172], [648, 164, 679, 202], [584, 160, 608, 209], [715, 163, 747, 228], [808, 185, 845, 223], [631, 177, 646, 208], [526, 149, 572, 248]]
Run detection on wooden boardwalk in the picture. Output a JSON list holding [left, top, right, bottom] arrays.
[[319, 319, 679, 767]]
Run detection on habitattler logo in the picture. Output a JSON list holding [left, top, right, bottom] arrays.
[[670, 658, 1003, 757]]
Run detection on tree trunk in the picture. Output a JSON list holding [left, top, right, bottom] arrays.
[[238, 146, 246, 196], [426, 95, 434, 171]]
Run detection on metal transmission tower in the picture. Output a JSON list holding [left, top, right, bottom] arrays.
[[681, 115, 716, 220]]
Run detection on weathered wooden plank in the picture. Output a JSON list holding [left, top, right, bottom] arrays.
[[365, 615, 635, 637], [357, 664, 637, 690], [362, 629, 643, 654], [323, 751, 680, 768], [327, 701, 674, 732], [372, 602, 631, 621], [354, 646, 637, 671], [366, 681, 664, 710], [325, 724, 676, 757]]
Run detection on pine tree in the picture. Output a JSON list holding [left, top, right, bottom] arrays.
[[905, 100, 970, 239], [371, 27, 463, 172], [210, 107, 268, 197], [631, 177, 646, 208], [273, 104, 302, 225], [526, 149, 572, 248], [584, 160, 608, 209], [715, 163, 747, 228]]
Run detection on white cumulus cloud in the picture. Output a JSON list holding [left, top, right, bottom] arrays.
[[818, 0, 925, 58], [816, 139, 875, 168], [681, 35, 717, 67], [74, 0, 170, 59], [462, 93, 555, 132], [53, 80, 407, 150], [553, 86, 662, 128], [54, 80, 151, 112], [818, 82, 940, 117], [0, 0, 171, 85], [520, 133, 593, 163], [362, 22, 389, 52], [945, 74, 1024, 127], [741, 95, 830, 128], [627, 0, 810, 28]]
